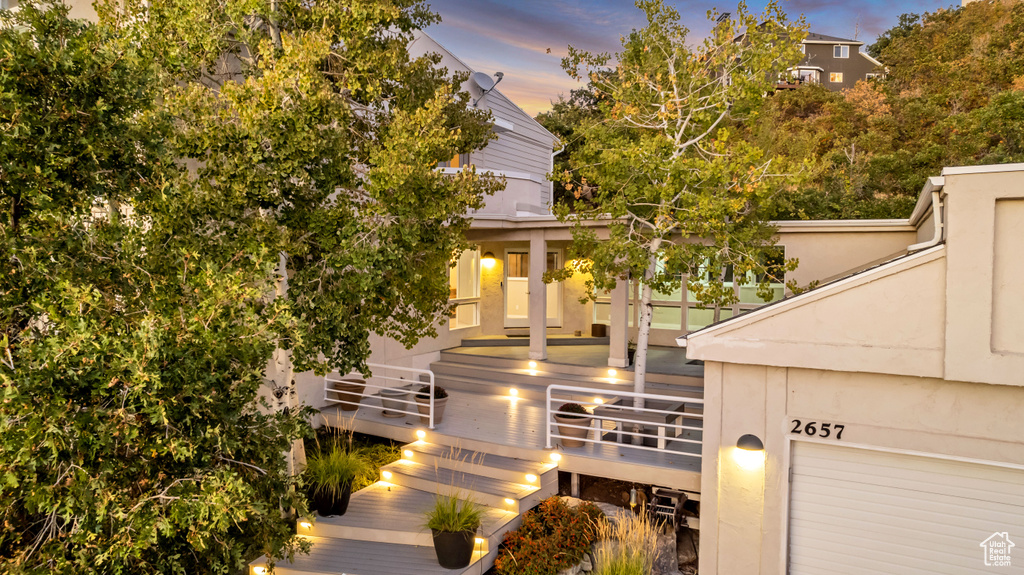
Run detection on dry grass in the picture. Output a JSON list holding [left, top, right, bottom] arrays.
[[592, 509, 660, 575]]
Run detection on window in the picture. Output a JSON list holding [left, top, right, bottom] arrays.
[[449, 248, 480, 329], [829, 72, 844, 83], [865, 73, 880, 80], [438, 153, 469, 169], [833, 45, 849, 59]]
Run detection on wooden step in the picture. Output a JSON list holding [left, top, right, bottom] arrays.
[[299, 482, 517, 548], [249, 537, 488, 575], [404, 443, 557, 486], [380, 459, 547, 514]]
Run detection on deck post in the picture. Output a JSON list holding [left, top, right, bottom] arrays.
[[528, 230, 547, 361], [571, 473, 579, 498], [608, 279, 629, 368]]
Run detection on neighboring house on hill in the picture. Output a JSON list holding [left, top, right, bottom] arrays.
[[789, 32, 884, 90], [679, 163, 1024, 575]]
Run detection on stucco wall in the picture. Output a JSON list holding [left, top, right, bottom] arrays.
[[700, 363, 1024, 574]]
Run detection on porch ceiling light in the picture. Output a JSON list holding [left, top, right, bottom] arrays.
[[734, 434, 766, 470], [482, 252, 496, 268]]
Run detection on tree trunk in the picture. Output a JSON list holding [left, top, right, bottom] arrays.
[[632, 238, 662, 414], [270, 252, 306, 475]]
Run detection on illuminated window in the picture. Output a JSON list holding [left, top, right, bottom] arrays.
[[829, 72, 844, 83], [833, 45, 849, 59]]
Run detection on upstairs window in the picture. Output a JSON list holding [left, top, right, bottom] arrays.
[[438, 153, 469, 169], [830, 72, 844, 83], [834, 45, 849, 59]]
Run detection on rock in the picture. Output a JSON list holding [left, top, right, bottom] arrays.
[[580, 552, 593, 572], [556, 563, 582, 575], [652, 533, 683, 575], [677, 527, 699, 568]]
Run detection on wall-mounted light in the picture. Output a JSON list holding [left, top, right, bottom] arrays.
[[482, 252, 496, 269], [733, 434, 765, 470]]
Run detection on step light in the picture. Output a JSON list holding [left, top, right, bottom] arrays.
[[594, 397, 604, 405], [509, 388, 518, 396], [299, 521, 312, 529], [253, 567, 267, 575], [403, 449, 414, 458], [381, 470, 393, 480], [549, 453, 562, 462], [525, 473, 538, 483], [415, 429, 426, 440], [504, 498, 515, 505], [528, 361, 537, 369], [607, 369, 617, 377]]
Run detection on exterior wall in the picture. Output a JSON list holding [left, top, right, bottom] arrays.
[[776, 224, 914, 286], [800, 43, 879, 91], [700, 363, 1024, 575]]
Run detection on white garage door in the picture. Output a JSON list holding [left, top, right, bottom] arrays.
[[789, 441, 1024, 574]]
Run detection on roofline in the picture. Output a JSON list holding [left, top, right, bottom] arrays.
[[908, 176, 944, 227], [676, 244, 946, 347], [468, 213, 916, 231], [859, 51, 884, 67], [942, 162, 1024, 176], [802, 39, 863, 46]]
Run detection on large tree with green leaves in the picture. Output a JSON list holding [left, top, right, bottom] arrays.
[[551, 0, 804, 403], [0, 1, 500, 572]]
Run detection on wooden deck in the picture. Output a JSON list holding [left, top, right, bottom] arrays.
[[321, 388, 702, 493]]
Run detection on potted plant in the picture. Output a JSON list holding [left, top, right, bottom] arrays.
[[414, 385, 448, 425], [424, 494, 484, 569], [379, 386, 411, 418], [330, 378, 366, 412], [554, 402, 593, 448], [305, 441, 370, 517]]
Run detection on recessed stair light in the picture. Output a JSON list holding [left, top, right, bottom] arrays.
[[504, 498, 515, 505], [403, 449, 414, 458], [382, 470, 393, 480], [299, 521, 312, 529], [549, 453, 562, 462], [415, 430, 426, 440], [525, 474, 538, 483]]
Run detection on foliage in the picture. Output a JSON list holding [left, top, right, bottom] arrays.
[[592, 509, 660, 575], [535, 87, 605, 205], [556, 403, 590, 418], [424, 495, 484, 533], [495, 497, 604, 575], [550, 0, 805, 400], [0, 0, 501, 572], [417, 385, 449, 399], [350, 440, 402, 492], [305, 442, 371, 500], [751, 0, 1024, 219]]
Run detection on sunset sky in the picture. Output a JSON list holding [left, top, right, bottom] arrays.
[[421, 0, 957, 116]]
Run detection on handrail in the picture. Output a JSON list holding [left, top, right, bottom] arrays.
[[545, 384, 704, 457], [324, 363, 436, 429]]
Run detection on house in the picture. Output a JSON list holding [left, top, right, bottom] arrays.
[[788, 32, 884, 90], [678, 163, 1024, 575]]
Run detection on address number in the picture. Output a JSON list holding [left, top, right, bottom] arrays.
[[790, 419, 844, 440]]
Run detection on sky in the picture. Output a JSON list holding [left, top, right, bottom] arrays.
[[421, 0, 957, 116]]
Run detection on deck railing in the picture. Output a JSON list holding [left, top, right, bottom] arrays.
[[323, 363, 436, 429], [544, 384, 703, 457]]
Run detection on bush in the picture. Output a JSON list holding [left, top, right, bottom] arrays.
[[495, 497, 604, 575]]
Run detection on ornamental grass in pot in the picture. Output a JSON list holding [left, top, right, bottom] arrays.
[[305, 441, 371, 517], [424, 494, 484, 569], [554, 402, 593, 448], [414, 385, 448, 425]]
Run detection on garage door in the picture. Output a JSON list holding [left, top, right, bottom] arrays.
[[789, 441, 1024, 574]]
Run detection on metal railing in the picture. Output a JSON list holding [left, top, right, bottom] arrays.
[[323, 363, 437, 429], [544, 384, 704, 457]]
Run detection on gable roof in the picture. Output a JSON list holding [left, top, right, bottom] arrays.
[[804, 32, 863, 45]]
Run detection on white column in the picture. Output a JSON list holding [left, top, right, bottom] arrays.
[[528, 230, 547, 360], [608, 278, 630, 368]]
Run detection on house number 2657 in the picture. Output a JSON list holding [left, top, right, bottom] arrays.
[[790, 419, 844, 439]]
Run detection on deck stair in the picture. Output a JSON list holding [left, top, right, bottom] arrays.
[[248, 443, 557, 575], [431, 350, 703, 404]]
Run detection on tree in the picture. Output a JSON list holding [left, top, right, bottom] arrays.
[[551, 0, 805, 405], [536, 87, 604, 205], [0, 0, 501, 572]]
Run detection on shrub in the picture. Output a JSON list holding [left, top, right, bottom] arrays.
[[495, 497, 604, 575], [417, 385, 448, 399], [556, 402, 589, 418], [305, 443, 371, 499]]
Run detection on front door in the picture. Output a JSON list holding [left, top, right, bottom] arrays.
[[504, 250, 562, 328]]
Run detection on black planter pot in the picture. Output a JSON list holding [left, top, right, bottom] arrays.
[[311, 482, 353, 517], [430, 529, 476, 569]]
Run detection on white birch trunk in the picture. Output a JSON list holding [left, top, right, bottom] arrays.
[[632, 237, 663, 413], [270, 252, 306, 476]]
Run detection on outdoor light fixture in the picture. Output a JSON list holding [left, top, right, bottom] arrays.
[[509, 388, 519, 396], [253, 567, 268, 575], [299, 521, 312, 529], [504, 498, 515, 505], [416, 430, 426, 440], [525, 474, 538, 483], [528, 361, 537, 369], [403, 449, 414, 458], [381, 470, 393, 480], [475, 537, 485, 545], [482, 252, 496, 268], [607, 369, 617, 377], [629, 487, 638, 509], [594, 397, 604, 405], [549, 452, 562, 462], [733, 434, 766, 470]]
